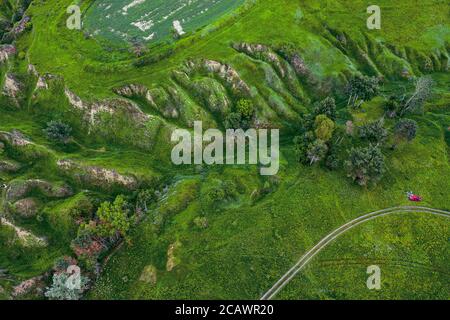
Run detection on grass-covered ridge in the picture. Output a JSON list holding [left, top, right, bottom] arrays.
[[0, 0, 449, 299]]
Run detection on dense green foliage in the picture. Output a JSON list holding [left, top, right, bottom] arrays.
[[346, 145, 385, 186], [45, 272, 90, 300]]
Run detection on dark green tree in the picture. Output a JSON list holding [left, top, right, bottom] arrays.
[[93, 195, 132, 242], [401, 76, 433, 116], [346, 145, 385, 186], [393, 118, 418, 148], [346, 75, 380, 108], [359, 119, 387, 144], [313, 97, 337, 120], [383, 95, 403, 118], [293, 131, 315, 163], [306, 139, 328, 165], [43, 120, 72, 144], [224, 112, 243, 129]]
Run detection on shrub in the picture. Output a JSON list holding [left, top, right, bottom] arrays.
[[222, 180, 238, 198], [384, 95, 403, 118], [43, 120, 72, 144], [314, 115, 335, 142], [193, 216, 208, 229], [136, 188, 156, 213], [401, 76, 433, 115], [203, 185, 226, 208]]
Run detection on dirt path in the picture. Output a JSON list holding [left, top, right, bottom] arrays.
[[260, 206, 450, 300]]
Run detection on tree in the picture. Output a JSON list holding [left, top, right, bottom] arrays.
[[45, 272, 89, 300], [95, 195, 132, 242], [202, 185, 226, 210], [314, 115, 335, 142], [346, 145, 385, 186], [313, 97, 337, 120], [224, 112, 243, 129], [393, 118, 418, 148], [306, 139, 328, 165], [346, 75, 380, 108], [383, 95, 402, 118], [293, 131, 314, 163], [401, 76, 433, 116], [225, 99, 255, 129], [136, 189, 156, 213], [43, 120, 72, 144], [325, 144, 340, 170], [359, 119, 387, 144], [129, 36, 148, 57]]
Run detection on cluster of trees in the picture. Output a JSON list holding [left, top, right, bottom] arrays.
[[384, 76, 434, 118], [294, 73, 421, 187], [44, 187, 159, 300]]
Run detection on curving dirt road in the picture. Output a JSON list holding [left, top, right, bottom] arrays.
[[260, 206, 450, 300]]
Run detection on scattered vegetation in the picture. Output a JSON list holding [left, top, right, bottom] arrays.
[[43, 120, 72, 145], [393, 118, 418, 149]]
